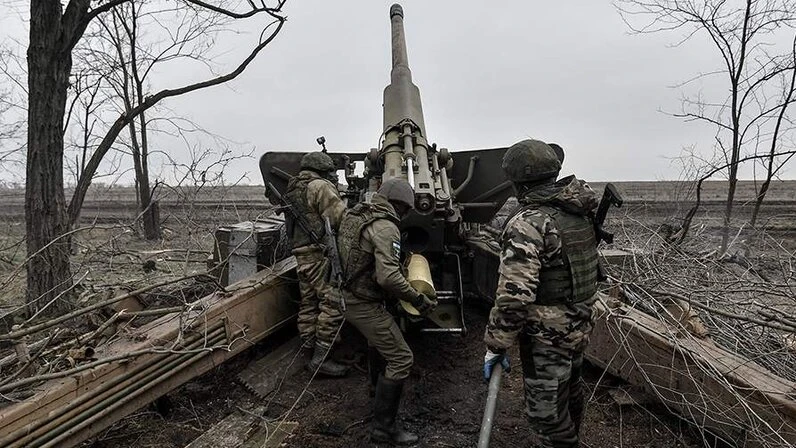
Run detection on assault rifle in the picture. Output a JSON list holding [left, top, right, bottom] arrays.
[[592, 183, 623, 281], [323, 215, 345, 311], [266, 181, 346, 311], [594, 183, 623, 244]]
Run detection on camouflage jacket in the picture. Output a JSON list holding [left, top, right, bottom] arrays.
[[484, 175, 600, 353], [287, 170, 346, 255]]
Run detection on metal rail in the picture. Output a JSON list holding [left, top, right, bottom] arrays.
[[0, 257, 299, 448]]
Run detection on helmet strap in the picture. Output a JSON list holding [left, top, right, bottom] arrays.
[[389, 201, 411, 219]]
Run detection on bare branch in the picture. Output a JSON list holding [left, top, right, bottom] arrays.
[[67, 14, 286, 226]]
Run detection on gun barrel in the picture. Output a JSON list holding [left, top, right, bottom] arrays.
[[390, 5, 409, 73], [382, 3, 432, 197], [383, 4, 427, 141]]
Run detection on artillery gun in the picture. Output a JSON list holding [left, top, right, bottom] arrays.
[[3, 6, 794, 448], [259, 3, 512, 333]]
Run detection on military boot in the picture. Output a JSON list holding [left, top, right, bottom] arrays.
[[306, 342, 349, 377], [371, 375, 418, 446]]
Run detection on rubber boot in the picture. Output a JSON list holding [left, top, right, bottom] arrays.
[[371, 375, 418, 446], [300, 338, 314, 360], [368, 346, 386, 397], [306, 342, 349, 377]]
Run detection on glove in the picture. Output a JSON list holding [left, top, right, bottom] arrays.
[[410, 293, 437, 316], [483, 349, 510, 382]]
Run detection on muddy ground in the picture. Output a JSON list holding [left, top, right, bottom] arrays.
[[84, 306, 707, 448]]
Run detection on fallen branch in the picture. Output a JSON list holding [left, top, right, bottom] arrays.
[[0, 330, 63, 369], [645, 287, 796, 333], [0, 273, 209, 341], [0, 330, 60, 387]]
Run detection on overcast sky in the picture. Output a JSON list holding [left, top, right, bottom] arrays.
[[2, 1, 795, 183]]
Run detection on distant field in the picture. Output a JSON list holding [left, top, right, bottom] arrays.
[[0, 180, 794, 226], [590, 180, 796, 203]]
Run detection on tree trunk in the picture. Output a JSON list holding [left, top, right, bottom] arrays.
[[117, 24, 159, 241], [720, 0, 752, 255], [137, 110, 160, 240], [142, 199, 161, 240], [124, 96, 159, 240], [750, 180, 770, 227], [721, 164, 738, 254], [25, 0, 75, 317], [140, 191, 160, 240]]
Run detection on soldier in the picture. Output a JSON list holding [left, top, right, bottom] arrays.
[[337, 178, 437, 446], [483, 139, 600, 448], [284, 151, 349, 377]]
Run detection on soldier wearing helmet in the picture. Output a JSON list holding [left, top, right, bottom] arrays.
[[337, 178, 437, 445], [283, 151, 349, 377], [483, 139, 600, 448]]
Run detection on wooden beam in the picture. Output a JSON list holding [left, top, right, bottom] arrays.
[[587, 295, 796, 448]]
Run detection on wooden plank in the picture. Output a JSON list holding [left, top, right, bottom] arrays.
[[236, 337, 304, 399], [185, 407, 298, 448], [0, 257, 299, 448], [243, 421, 298, 448], [587, 295, 796, 448], [186, 409, 262, 448]]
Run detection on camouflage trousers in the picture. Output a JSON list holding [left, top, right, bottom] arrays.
[[293, 249, 344, 347], [519, 331, 586, 448]]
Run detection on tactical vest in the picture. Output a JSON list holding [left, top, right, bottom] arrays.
[[338, 202, 399, 301], [508, 204, 598, 305], [283, 171, 328, 249]]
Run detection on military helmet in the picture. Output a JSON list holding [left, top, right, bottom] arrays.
[[548, 143, 565, 164], [378, 178, 415, 208], [300, 151, 336, 173], [501, 139, 561, 183]]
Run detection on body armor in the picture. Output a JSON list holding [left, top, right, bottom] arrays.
[[338, 202, 400, 301], [511, 204, 598, 305], [284, 171, 331, 249]]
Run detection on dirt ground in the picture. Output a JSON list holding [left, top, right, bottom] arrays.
[[84, 306, 706, 448], [5, 184, 792, 448]]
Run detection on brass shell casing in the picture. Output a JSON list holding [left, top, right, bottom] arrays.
[[401, 253, 435, 315]]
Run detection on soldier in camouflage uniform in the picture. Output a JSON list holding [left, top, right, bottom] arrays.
[[284, 151, 349, 377], [338, 178, 437, 446], [483, 139, 600, 448]]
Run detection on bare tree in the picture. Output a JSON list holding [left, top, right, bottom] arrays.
[[25, 0, 287, 317], [0, 89, 22, 164], [68, 2, 230, 240], [0, 47, 26, 174], [617, 0, 796, 252], [750, 35, 796, 226], [675, 147, 796, 243]]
